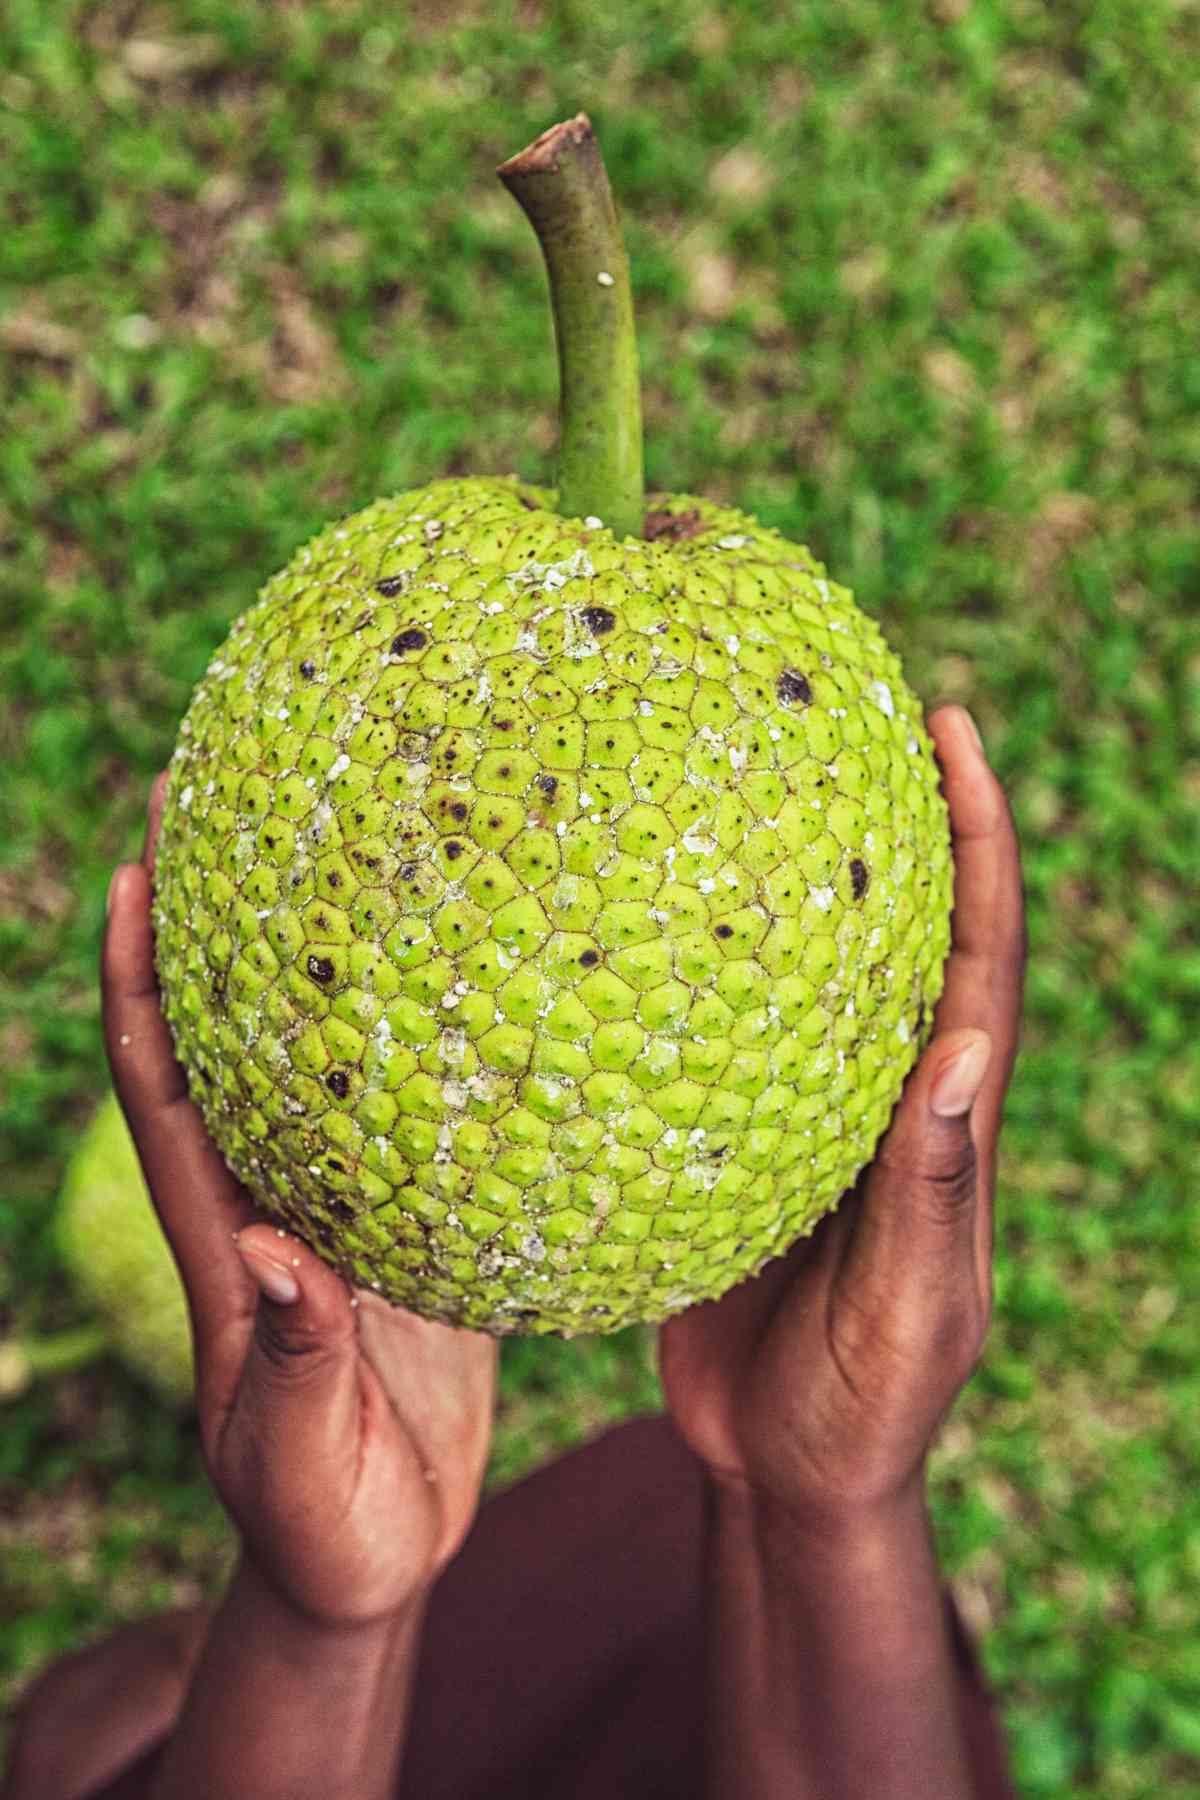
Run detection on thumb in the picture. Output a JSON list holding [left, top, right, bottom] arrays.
[[230, 1224, 361, 1444], [862, 1027, 993, 1252]]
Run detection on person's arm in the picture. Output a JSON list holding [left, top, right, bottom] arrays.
[[660, 706, 1025, 1800], [706, 1484, 974, 1799], [150, 1559, 424, 1800], [102, 781, 497, 1800]]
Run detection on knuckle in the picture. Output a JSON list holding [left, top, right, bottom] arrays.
[[913, 1145, 978, 1220], [253, 1311, 330, 1375]]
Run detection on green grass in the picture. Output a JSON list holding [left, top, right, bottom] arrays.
[[2, 1, 1199, 1792]]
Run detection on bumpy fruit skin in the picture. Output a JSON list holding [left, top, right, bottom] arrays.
[[153, 478, 952, 1335], [57, 1093, 194, 1405]]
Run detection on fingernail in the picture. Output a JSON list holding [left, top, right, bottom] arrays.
[[930, 1032, 992, 1118], [960, 709, 984, 755], [106, 867, 122, 917], [237, 1245, 300, 1306]]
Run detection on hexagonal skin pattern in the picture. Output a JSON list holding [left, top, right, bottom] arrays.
[[153, 477, 953, 1335]]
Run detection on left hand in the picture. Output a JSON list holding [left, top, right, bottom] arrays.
[[659, 705, 1025, 1525], [103, 776, 497, 1632]]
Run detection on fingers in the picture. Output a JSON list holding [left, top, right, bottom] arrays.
[[102, 857, 257, 1366], [927, 706, 1026, 1156], [837, 709, 1023, 1341], [142, 770, 169, 874]]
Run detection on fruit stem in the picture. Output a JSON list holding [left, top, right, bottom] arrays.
[[498, 114, 645, 540], [0, 1323, 110, 1401]]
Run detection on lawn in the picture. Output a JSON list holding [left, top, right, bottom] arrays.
[[2, 1, 1199, 1793]]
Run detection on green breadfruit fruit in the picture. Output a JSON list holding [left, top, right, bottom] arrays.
[[151, 118, 953, 1336], [56, 1092, 194, 1406]]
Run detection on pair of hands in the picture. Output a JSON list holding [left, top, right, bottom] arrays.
[[102, 705, 1023, 1633]]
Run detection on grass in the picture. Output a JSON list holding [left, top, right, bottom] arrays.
[[1, 0, 1199, 1792]]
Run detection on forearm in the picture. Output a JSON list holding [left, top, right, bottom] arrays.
[[150, 1556, 425, 1800], [705, 1479, 977, 1800]]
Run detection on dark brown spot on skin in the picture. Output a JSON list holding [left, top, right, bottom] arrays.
[[488, 816, 500, 831], [327, 1159, 345, 1174], [850, 858, 870, 900], [579, 949, 600, 967], [391, 627, 427, 654], [445, 840, 464, 860], [307, 955, 335, 985], [537, 774, 558, 798], [581, 606, 616, 635], [496, 719, 513, 731], [354, 612, 370, 630], [777, 669, 813, 706], [715, 923, 734, 940], [327, 872, 341, 888], [450, 801, 468, 821], [327, 1070, 349, 1098], [399, 862, 416, 880], [498, 765, 511, 779], [643, 506, 705, 541], [376, 576, 405, 597], [299, 660, 316, 678]]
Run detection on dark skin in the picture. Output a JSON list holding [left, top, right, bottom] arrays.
[[3, 703, 1023, 1800]]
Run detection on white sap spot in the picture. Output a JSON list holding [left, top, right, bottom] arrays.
[[584, 515, 604, 528], [579, 790, 594, 807], [495, 943, 518, 970], [508, 547, 596, 592], [699, 877, 716, 893], [725, 634, 741, 654], [682, 828, 716, 856], [639, 700, 653, 716], [729, 744, 747, 772], [556, 820, 566, 837], [810, 885, 835, 912], [717, 534, 748, 550], [522, 1231, 547, 1262], [596, 270, 615, 287], [327, 753, 351, 781], [870, 680, 895, 718], [515, 625, 540, 653], [179, 785, 193, 808], [662, 1128, 679, 1147], [896, 1018, 910, 1044], [907, 736, 921, 754], [768, 727, 782, 741]]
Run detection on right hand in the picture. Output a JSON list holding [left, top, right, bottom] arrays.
[[102, 775, 497, 1631]]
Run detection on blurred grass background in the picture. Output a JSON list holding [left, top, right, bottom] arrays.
[[1, 0, 1198, 1792]]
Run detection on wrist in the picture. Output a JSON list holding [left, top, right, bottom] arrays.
[[707, 1465, 931, 1556], [230, 1550, 429, 1654]]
